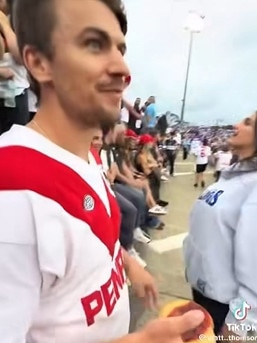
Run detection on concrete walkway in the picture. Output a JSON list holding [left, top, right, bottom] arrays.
[[129, 156, 214, 332]]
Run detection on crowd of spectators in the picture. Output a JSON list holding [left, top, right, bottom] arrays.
[[0, 0, 37, 135]]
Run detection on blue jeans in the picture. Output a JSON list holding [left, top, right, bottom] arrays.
[[115, 191, 137, 250], [113, 183, 161, 232], [112, 183, 146, 228]]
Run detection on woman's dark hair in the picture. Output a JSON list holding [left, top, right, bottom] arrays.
[[202, 138, 208, 146], [14, 0, 127, 58], [254, 111, 257, 154], [239, 111, 257, 158], [13, 0, 127, 99], [221, 144, 229, 152], [230, 111, 257, 167], [134, 102, 140, 113]]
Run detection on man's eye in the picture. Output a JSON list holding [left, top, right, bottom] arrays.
[[85, 39, 102, 52], [244, 118, 251, 125]]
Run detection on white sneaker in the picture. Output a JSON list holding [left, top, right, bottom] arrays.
[[161, 168, 168, 173], [148, 205, 167, 215], [161, 175, 169, 182], [161, 168, 170, 177], [134, 227, 151, 244], [128, 247, 147, 268]]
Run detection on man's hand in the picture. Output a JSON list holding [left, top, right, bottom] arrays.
[[126, 256, 158, 310], [140, 310, 205, 343], [111, 310, 205, 343]]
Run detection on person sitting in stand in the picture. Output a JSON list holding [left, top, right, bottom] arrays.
[[103, 124, 165, 233], [122, 129, 167, 215], [135, 134, 166, 206], [91, 129, 147, 268], [148, 129, 169, 182]]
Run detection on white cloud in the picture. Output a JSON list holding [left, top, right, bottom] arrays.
[[123, 0, 257, 125]]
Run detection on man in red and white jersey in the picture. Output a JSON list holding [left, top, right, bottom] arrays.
[[0, 0, 205, 342]]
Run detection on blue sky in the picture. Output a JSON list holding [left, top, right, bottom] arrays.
[[123, 0, 257, 125]]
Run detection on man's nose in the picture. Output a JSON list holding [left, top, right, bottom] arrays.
[[107, 48, 130, 81]]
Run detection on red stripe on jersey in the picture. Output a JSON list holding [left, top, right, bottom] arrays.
[[90, 148, 102, 166], [0, 146, 120, 257]]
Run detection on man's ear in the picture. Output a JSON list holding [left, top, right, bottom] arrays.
[[23, 45, 53, 84]]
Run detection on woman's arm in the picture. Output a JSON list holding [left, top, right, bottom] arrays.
[[137, 154, 152, 176], [123, 99, 142, 120]]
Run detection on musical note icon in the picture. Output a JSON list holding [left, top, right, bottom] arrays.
[[233, 301, 251, 321]]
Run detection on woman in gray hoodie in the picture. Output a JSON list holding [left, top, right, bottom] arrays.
[[184, 111, 257, 339]]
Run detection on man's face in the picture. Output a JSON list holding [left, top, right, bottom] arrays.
[[44, 0, 129, 128]]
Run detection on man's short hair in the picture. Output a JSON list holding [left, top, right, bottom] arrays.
[[13, 0, 127, 98], [13, 0, 127, 59]]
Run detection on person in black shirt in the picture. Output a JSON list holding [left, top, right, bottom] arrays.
[[123, 98, 142, 132], [165, 132, 178, 176], [128, 97, 141, 134]]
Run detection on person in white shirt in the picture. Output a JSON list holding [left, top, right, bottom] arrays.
[[213, 144, 232, 181], [120, 100, 129, 124], [0, 0, 205, 342], [194, 138, 211, 188], [174, 130, 182, 146], [0, 1, 30, 134], [190, 136, 201, 155]]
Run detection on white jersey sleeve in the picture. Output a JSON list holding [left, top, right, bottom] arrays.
[[0, 191, 41, 342]]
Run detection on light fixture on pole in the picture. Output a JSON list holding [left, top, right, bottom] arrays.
[[180, 11, 205, 123]]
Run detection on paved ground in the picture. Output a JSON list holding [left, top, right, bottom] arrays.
[[129, 155, 214, 332]]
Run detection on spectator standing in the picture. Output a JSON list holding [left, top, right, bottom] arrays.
[[213, 145, 232, 182], [145, 96, 157, 131], [194, 138, 211, 188], [120, 100, 129, 124], [165, 132, 178, 177], [127, 97, 142, 133]]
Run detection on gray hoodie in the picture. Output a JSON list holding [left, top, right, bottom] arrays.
[[183, 160, 257, 337]]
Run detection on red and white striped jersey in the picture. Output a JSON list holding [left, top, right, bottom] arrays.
[[0, 125, 129, 343]]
